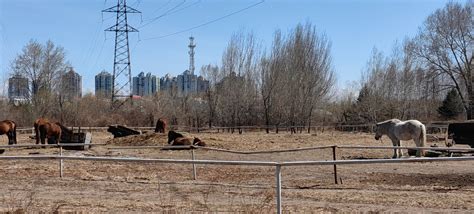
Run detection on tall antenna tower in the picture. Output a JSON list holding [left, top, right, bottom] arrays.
[[188, 36, 196, 75], [102, 0, 140, 107]]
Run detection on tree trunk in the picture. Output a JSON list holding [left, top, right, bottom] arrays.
[[468, 91, 474, 120]]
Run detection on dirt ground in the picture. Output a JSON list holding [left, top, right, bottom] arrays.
[[0, 130, 473, 213]]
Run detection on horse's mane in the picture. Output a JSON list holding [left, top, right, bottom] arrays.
[[376, 118, 401, 126]]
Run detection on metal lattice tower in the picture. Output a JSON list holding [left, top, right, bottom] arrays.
[[188, 36, 196, 75], [103, 0, 140, 107]]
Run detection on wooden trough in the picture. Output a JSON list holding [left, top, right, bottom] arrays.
[[447, 122, 474, 148], [55, 124, 92, 150]]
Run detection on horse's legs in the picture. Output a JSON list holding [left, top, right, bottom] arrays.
[[414, 139, 422, 157], [391, 139, 398, 159], [7, 131, 13, 145], [35, 126, 40, 144], [397, 141, 404, 158], [56, 133, 61, 145]]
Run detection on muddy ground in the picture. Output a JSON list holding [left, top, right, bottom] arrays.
[[0, 130, 473, 213]]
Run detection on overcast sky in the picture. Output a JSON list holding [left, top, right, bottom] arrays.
[[0, 0, 465, 95]]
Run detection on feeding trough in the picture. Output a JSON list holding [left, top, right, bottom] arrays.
[[447, 122, 474, 147], [56, 124, 92, 150]]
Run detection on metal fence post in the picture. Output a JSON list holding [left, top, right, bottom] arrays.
[[276, 164, 282, 214], [332, 145, 338, 184], [191, 149, 197, 180]]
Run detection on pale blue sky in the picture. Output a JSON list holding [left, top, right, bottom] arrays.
[[0, 0, 464, 94]]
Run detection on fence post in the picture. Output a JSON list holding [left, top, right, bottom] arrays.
[[332, 145, 338, 184], [191, 148, 197, 180], [275, 164, 282, 214], [59, 145, 63, 178]]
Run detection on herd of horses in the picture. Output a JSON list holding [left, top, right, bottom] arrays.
[[0, 118, 425, 158], [0, 118, 62, 146]]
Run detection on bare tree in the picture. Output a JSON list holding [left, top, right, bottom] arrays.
[[410, 1, 473, 119], [218, 31, 262, 130], [10, 40, 69, 119], [278, 23, 335, 131], [200, 64, 220, 127]]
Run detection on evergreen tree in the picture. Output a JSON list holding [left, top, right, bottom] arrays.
[[438, 89, 464, 120]]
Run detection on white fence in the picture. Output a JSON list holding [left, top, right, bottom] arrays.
[[1, 143, 474, 213], [0, 154, 473, 214], [14, 122, 449, 134]]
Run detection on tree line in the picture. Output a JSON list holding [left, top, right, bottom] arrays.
[[1, 1, 472, 129]]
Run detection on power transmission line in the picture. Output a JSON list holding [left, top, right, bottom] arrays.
[[139, 0, 201, 29], [147, 0, 173, 17], [142, 0, 264, 41], [139, 0, 188, 28]]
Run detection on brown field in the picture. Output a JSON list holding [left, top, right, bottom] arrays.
[[0, 130, 473, 213]]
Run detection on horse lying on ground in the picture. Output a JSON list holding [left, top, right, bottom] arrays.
[[168, 131, 184, 144], [39, 122, 62, 145], [374, 119, 426, 158], [155, 118, 167, 133], [167, 131, 206, 146], [0, 120, 17, 145]]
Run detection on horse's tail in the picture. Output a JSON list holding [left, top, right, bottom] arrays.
[[421, 124, 426, 147], [420, 124, 427, 156], [12, 121, 17, 144]]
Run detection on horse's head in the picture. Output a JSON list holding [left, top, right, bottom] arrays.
[[167, 131, 175, 144], [374, 124, 382, 140], [193, 137, 206, 147]]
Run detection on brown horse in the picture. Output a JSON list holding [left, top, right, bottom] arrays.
[[168, 131, 206, 146], [34, 118, 49, 144], [0, 120, 17, 145], [171, 137, 206, 146], [168, 130, 184, 144], [39, 122, 62, 145], [172, 137, 193, 146], [193, 137, 206, 147], [155, 118, 167, 133]]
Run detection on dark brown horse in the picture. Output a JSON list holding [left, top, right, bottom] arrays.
[[167, 131, 206, 146], [155, 118, 167, 133], [39, 122, 62, 145], [0, 120, 17, 145], [172, 137, 193, 146], [193, 137, 206, 147], [34, 118, 49, 144], [168, 130, 184, 144]]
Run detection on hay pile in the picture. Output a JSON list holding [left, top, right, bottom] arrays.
[[106, 133, 168, 146]]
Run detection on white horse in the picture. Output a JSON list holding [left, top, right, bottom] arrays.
[[374, 119, 426, 158]]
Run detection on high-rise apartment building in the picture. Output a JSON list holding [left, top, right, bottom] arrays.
[[60, 68, 82, 100], [95, 70, 113, 97], [132, 72, 159, 97], [8, 74, 29, 100]]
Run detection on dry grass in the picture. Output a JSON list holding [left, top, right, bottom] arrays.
[[0, 130, 472, 212]]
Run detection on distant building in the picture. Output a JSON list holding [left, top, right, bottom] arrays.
[[132, 72, 159, 96], [8, 74, 29, 101], [216, 72, 244, 91], [177, 70, 197, 95], [160, 74, 175, 92], [60, 68, 82, 100], [95, 70, 112, 97], [158, 36, 209, 95], [197, 75, 209, 93]]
